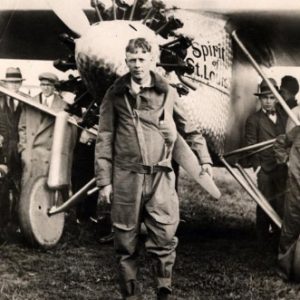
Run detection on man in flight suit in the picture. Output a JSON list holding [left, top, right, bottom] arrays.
[[95, 37, 212, 300]]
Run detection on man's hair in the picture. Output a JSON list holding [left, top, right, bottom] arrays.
[[281, 75, 299, 95], [126, 38, 152, 54]]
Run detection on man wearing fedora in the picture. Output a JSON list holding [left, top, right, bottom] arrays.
[[245, 78, 288, 250], [18, 72, 68, 186], [0, 67, 25, 229]]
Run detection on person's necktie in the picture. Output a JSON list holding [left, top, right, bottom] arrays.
[[44, 97, 48, 107], [266, 110, 276, 116], [8, 97, 14, 112], [40, 97, 48, 123]]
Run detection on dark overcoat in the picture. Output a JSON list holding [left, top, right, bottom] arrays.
[[245, 109, 286, 171]]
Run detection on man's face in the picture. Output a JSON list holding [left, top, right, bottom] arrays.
[[279, 87, 290, 101], [40, 80, 55, 97], [125, 48, 152, 83], [5, 80, 22, 93], [259, 93, 276, 111]]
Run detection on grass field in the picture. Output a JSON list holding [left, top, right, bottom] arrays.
[[1, 168, 300, 299]]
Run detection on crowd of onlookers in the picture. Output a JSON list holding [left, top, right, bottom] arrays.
[[0, 67, 100, 239]]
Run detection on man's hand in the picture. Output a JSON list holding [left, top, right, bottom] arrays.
[[98, 184, 113, 204], [0, 164, 8, 177], [79, 130, 95, 145], [68, 115, 81, 125], [201, 163, 213, 178], [0, 134, 4, 148]]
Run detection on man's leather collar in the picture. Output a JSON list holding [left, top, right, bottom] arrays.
[[111, 71, 169, 95]]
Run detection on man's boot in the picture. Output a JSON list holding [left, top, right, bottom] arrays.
[[157, 287, 172, 300]]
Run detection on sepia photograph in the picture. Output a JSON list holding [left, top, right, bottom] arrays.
[[1, 0, 300, 299]]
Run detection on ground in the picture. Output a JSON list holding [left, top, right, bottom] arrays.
[[1, 168, 300, 299]]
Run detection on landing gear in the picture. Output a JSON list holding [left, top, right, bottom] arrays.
[[18, 175, 65, 248]]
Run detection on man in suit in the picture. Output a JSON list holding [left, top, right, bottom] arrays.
[[18, 72, 67, 185], [245, 78, 288, 249], [0, 67, 24, 228]]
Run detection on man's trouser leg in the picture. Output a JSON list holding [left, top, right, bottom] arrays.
[[0, 177, 10, 230], [112, 168, 144, 299], [144, 171, 179, 293], [114, 226, 141, 299], [257, 169, 274, 243], [273, 165, 288, 220], [10, 174, 21, 225], [271, 165, 288, 247]]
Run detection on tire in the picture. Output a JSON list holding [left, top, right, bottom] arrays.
[[18, 175, 65, 249]]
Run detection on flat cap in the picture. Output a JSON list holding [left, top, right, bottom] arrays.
[[38, 72, 59, 84]]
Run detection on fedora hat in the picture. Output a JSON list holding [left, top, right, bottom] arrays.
[[3, 67, 25, 82], [254, 78, 278, 96]]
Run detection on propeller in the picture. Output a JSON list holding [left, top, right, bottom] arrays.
[[173, 134, 221, 199], [46, 0, 90, 37]]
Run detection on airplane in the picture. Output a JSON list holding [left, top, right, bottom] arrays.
[[1, 0, 300, 271]]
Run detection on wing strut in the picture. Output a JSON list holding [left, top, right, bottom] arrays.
[[48, 178, 96, 216], [0, 84, 97, 137], [226, 23, 300, 127], [220, 156, 282, 228], [222, 23, 300, 228], [224, 139, 275, 158]]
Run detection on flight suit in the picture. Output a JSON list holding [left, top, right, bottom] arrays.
[[95, 72, 211, 298]]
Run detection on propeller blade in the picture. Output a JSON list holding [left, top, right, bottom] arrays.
[[173, 134, 221, 199], [47, 0, 90, 37]]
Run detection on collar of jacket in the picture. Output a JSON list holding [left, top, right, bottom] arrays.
[[111, 71, 169, 95]]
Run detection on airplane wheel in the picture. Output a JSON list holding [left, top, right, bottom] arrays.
[[18, 175, 65, 249], [293, 237, 300, 282]]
